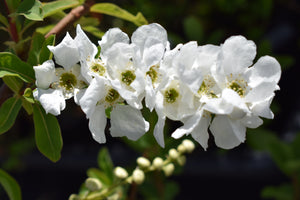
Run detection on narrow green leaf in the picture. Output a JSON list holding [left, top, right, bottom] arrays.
[[2, 76, 23, 94], [36, 24, 55, 35], [39, 34, 55, 63], [42, 0, 79, 18], [82, 26, 104, 39], [33, 104, 63, 162], [98, 147, 114, 180], [27, 32, 45, 66], [90, 3, 148, 26], [0, 169, 22, 200], [0, 52, 35, 83], [21, 98, 33, 115], [0, 97, 22, 134], [16, 0, 43, 21], [0, 13, 9, 27], [6, 0, 21, 13]]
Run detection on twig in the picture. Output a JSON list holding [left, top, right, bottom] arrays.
[[45, 0, 94, 38]]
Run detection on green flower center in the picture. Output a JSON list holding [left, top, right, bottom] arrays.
[[59, 72, 77, 91], [105, 88, 120, 103], [164, 88, 179, 103], [91, 63, 106, 76], [146, 65, 159, 83], [121, 70, 136, 86], [229, 81, 245, 97], [198, 81, 217, 98]]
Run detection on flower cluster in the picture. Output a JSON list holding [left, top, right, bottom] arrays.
[[33, 23, 281, 150]]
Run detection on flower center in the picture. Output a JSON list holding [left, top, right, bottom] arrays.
[[229, 82, 245, 96], [198, 80, 217, 98], [121, 70, 136, 86], [105, 88, 120, 103], [164, 88, 179, 103], [59, 72, 77, 91], [146, 65, 159, 83], [91, 63, 106, 76]]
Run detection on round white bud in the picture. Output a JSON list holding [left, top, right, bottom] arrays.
[[85, 177, 102, 191], [177, 144, 186, 153], [114, 166, 128, 179], [132, 168, 145, 184], [137, 157, 151, 169], [177, 155, 186, 166], [152, 157, 164, 170], [69, 194, 80, 200], [169, 148, 179, 160], [163, 163, 175, 177], [182, 139, 195, 153]]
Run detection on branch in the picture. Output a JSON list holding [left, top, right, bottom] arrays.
[[45, 0, 94, 38]]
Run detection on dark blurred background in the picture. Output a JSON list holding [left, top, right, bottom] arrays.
[[1, 0, 300, 199]]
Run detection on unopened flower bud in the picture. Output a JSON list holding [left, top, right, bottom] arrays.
[[132, 168, 145, 184], [152, 157, 164, 170], [182, 139, 195, 153], [137, 157, 151, 169], [177, 155, 186, 166], [85, 177, 102, 191], [177, 144, 186, 153], [69, 194, 80, 200], [169, 148, 179, 160], [163, 163, 175, 177], [114, 166, 128, 179]]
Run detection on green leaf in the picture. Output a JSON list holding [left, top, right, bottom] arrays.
[[0, 97, 22, 135], [27, 32, 45, 66], [81, 26, 104, 39], [90, 3, 148, 26], [0, 169, 22, 200], [98, 147, 114, 180], [0, 52, 35, 83], [42, 0, 79, 18], [16, 0, 43, 21], [39, 34, 55, 63], [261, 183, 293, 200], [183, 16, 203, 42], [2, 76, 23, 93], [291, 132, 300, 158], [0, 13, 9, 27], [6, 0, 21, 13], [33, 104, 63, 162], [23, 88, 35, 104], [36, 24, 55, 35], [21, 98, 33, 115]]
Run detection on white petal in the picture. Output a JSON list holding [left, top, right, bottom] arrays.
[[79, 76, 106, 118], [240, 114, 263, 128], [33, 60, 55, 89], [74, 24, 98, 62], [48, 32, 79, 71], [74, 88, 86, 105], [99, 28, 129, 60], [210, 115, 246, 149], [153, 91, 166, 147], [145, 76, 156, 111], [245, 82, 277, 103], [220, 35, 256, 74], [110, 105, 149, 141], [250, 95, 275, 119], [142, 40, 165, 68], [88, 105, 107, 143], [191, 115, 211, 150], [131, 23, 168, 52], [247, 56, 281, 86], [172, 110, 203, 139], [105, 43, 133, 70], [33, 88, 65, 116]]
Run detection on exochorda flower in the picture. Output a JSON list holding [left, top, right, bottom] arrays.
[[33, 32, 87, 115]]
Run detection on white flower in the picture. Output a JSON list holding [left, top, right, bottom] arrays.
[[78, 76, 149, 143], [206, 36, 281, 149], [98, 28, 145, 109], [131, 23, 170, 111]]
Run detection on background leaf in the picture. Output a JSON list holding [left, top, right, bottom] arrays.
[[0, 169, 22, 200], [0, 97, 22, 135], [2, 76, 23, 94], [42, 0, 79, 18], [16, 0, 44, 21], [90, 3, 148, 26], [97, 147, 114, 181], [39, 34, 55, 63], [33, 104, 63, 162], [0, 52, 35, 83]]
